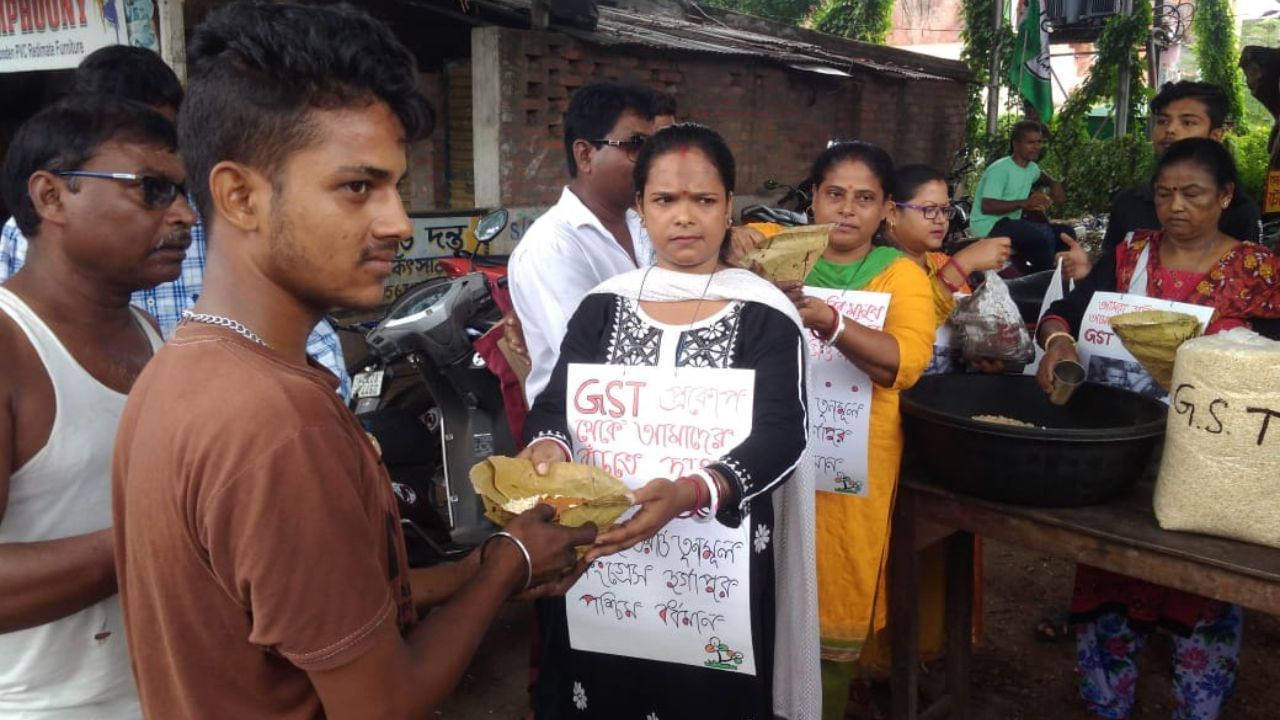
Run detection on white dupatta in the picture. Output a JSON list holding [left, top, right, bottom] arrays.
[[589, 266, 821, 720]]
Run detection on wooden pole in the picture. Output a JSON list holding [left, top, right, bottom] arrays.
[[158, 0, 186, 84], [987, 0, 1005, 137]]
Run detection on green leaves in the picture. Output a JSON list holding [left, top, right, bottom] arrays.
[[1192, 0, 1247, 130], [812, 0, 895, 43], [705, 0, 895, 44], [704, 0, 822, 25]]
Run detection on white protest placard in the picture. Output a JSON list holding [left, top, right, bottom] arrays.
[[1077, 291, 1214, 400], [803, 288, 892, 495], [565, 363, 758, 675], [0, 0, 129, 74]]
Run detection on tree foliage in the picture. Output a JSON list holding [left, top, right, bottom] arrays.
[[703, 0, 820, 26], [1054, 0, 1151, 136], [812, 0, 895, 44], [1191, 0, 1247, 129], [959, 0, 1016, 147]]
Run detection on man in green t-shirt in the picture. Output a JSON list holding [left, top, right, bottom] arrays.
[[969, 119, 1074, 273]]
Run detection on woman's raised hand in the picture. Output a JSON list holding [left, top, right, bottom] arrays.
[[775, 281, 832, 331], [585, 477, 698, 561], [725, 226, 766, 268], [953, 236, 1012, 274]]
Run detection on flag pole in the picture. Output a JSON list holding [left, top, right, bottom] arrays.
[[987, 0, 1006, 137]]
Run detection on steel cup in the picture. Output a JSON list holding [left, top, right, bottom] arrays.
[[1049, 359, 1086, 406]]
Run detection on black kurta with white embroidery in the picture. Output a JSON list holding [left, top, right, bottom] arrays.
[[524, 293, 807, 720]]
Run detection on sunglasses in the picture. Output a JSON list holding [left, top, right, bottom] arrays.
[[590, 135, 647, 162], [895, 201, 958, 221], [55, 171, 187, 210]]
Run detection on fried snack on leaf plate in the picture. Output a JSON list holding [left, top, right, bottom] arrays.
[[469, 455, 633, 529], [737, 224, 833, 283]]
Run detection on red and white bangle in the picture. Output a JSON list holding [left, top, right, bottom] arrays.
[[675, 475, 708, 519], [691, 469, 721, 521]]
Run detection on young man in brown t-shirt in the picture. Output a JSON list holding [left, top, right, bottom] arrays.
[[111, 3, 595, 718]]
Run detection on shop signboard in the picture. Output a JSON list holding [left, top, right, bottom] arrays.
[[0, 0, 130, 73]]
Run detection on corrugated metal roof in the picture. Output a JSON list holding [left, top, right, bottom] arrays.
[[477, 0, 962, 82]]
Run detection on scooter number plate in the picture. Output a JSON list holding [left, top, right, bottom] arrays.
[[352, 370, 385, 399]]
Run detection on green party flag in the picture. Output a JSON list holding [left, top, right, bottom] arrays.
[[1009, 0, 1054, 121]]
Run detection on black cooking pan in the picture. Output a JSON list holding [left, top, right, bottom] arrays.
[[900, 374, 1167, 507]]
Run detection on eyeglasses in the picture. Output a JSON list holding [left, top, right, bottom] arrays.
[[590, 135, 647, 162], [55, 171, 187, 210], [895, 201, 957, 221]]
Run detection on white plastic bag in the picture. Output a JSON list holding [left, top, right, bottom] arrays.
[[1023, 257, 1076, 375], [951, 270, 1036, 365]]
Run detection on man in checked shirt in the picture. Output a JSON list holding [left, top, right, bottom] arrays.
[[0, 45, 351, 398]]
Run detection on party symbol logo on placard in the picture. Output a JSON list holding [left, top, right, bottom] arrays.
[[703, 636, 746, 671]]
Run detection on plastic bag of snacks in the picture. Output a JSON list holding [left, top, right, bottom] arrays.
[[950, 271, 1035, 365]]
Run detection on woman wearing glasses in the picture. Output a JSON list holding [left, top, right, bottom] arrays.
[[767, 141, 935, 719], [885, 164, 1012, 374]]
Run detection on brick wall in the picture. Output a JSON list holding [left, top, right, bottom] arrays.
[[489, 28, 970, 207], [404, 71, 443, 212]]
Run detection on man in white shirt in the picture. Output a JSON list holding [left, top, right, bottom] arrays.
[[509, 82, 657, 405]]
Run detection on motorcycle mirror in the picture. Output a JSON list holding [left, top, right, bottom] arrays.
[[474, 209, 509, 244]]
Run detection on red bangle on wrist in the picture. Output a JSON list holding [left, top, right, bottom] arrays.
[[943, 257, 968, 288], [675, 475, 708, 518], [810, 303, 840, 342]]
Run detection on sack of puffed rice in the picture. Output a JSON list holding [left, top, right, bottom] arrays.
[[1154, 328, 1280, 548]]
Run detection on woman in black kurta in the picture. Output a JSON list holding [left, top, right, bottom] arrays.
[[525, 287, 807, 719], [516, 123, 818, 719]]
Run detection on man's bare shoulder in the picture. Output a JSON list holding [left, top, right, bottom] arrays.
[[0, 304, 34, 399]]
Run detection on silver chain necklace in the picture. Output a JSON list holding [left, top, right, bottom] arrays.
[[181, 310, 268, 347]]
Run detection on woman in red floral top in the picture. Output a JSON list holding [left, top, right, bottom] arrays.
[[1035, 138, 1280, 720]]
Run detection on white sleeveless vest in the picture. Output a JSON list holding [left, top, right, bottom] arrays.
[[0, 287, 160, 719]]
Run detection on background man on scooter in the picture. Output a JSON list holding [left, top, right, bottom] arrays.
[[0, 46, 351, 399], [0, 95, 195, 718], [112, 3, 594, 718], [969, 119, 1076, 274]]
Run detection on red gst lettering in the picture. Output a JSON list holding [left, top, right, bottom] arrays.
[[572, 378, 647, 418], [1082, 328, 1114, 346]]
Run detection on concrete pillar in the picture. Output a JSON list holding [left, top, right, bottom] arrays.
[[158, 0, 186, 84], [472, 26, 503, 209]]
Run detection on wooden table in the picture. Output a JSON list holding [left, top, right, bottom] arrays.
[[888, 477, 1280, 720]]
